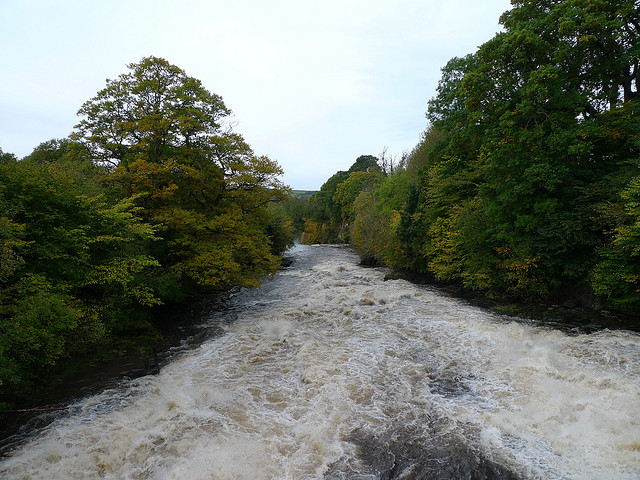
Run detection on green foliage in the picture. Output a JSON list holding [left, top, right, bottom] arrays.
[[307, 171, 349, 223], [72, 56, 231, 171], [0, 57, 292, 391], [5, 280, 82, 368], [404, 127, 443, 179], [349, 171, 413, 269], [0, 157, 159, 386], [307, 0, 640, 314], [408, 0, 640, 300], [0, 147, 17, 163], [347, 155, 379, 173], [334, 170, 382, 223], [281, 193, 312, 233], [73, 56, 289, 291], [22, 138, 72, 165], [303, 155, 380, 244], [266, 202, 296, 255], [301, 218, 342, 245], [593, 177, 640, 309]]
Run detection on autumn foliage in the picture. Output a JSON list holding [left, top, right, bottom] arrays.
[[0, 58, 293, 390]]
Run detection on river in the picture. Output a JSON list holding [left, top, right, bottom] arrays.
[[1, 244, 639, 479]]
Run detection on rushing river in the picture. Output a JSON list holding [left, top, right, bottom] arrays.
[[1, 244, 639, 479]]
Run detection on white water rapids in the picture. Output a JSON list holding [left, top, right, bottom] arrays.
[[1, 244, 639, 479]]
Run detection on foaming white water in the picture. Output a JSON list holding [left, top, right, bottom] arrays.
[[1, 245, 639, 479]]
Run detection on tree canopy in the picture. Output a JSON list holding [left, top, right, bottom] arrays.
[[73, 57, 231, 170], [303, 0, 640, 315], [72, 56, 290, 290], [1, 57, 294, 394], [301, 155, 381, 244]]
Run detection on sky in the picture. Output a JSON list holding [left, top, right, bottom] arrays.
[[0, 0, 512, 190]]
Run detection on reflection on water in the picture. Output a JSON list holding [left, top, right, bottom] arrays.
[[1, 244, 639, 479]]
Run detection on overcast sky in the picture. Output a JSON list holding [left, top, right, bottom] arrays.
[[1, 0, 511, 190]]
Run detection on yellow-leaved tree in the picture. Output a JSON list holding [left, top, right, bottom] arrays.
[[72, 56, 292, 294]]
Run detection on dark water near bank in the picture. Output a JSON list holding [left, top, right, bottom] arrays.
[[0, 293, 232, 454], [1, 244, 639, 479]]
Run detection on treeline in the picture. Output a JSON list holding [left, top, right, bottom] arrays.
[[0, 57, 294, 393], [303, 0, 640, 315]]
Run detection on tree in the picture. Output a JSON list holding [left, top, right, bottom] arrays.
[[414, 0, 640, 295], [470, 0, 640, 291], [0, 158, 159, 386], [350, 170, 413, 268], [22, 138, 72, 165], [0, 147, 17, 163], [302, 155, 380, 244], [72, 57, 290, 291], [334, 170, 382, 223], [302, 171, 348, 243], [348, 154, 379, 174], [502, 0, 639, 110], [72, 56, 231, 171]]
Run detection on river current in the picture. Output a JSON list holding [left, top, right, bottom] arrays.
[[1, 244, 639, 479]]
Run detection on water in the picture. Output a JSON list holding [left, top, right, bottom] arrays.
[[1, 244, 639, 479]]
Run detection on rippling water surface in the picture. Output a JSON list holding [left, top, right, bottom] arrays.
[[1, 244, 639, 479]]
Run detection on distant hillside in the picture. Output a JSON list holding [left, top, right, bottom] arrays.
[[291, 190, 316, 199]]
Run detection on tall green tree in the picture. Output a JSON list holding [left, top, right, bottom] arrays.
[[475, 0, 639, 290], [416, 0, 640, 295], [73, 57, 231, 171], [349, 169, 414, 268], [72, 56, 290, 291]]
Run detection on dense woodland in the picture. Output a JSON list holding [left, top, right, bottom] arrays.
[[0, 57, 294, 397], [2, 0, 639, 400], [302, 0, 640, 318]]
